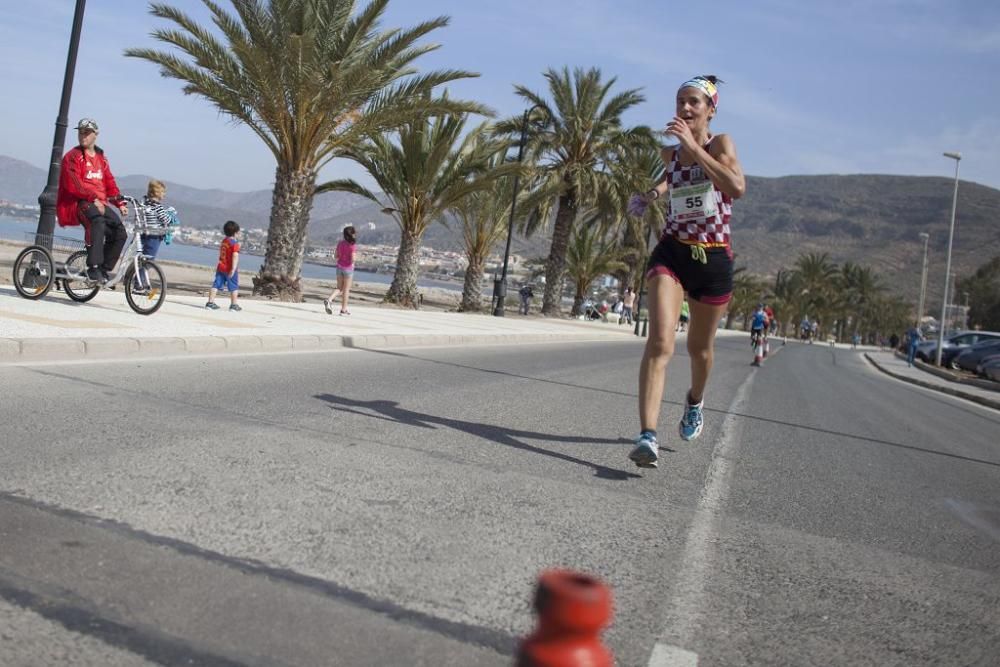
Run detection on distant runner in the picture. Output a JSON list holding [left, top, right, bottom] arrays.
[[750, 304, 768, 366]]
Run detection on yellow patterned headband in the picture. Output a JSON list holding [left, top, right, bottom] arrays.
[[679, 77, 718, 108]]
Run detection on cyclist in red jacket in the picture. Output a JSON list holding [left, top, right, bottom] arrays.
[[56, 118, 128, 284]]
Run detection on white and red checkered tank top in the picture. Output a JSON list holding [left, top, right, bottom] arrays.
[[662, 137, 733, 248]]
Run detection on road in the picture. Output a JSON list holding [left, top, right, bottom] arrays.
[[1, 335, 998, 666]]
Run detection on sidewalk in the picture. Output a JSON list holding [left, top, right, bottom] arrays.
[[0, 284, 643, 363], [864, 350, 1000, 411]]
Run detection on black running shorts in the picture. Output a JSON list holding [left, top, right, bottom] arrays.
[[646, 236, 734, 304]]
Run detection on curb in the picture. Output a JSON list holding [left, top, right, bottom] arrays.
[[897, 351, 1000, 392], [863, 353, 1000, 411], [0, 332, 628, 364]]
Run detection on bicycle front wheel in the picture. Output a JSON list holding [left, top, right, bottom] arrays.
[[124, 260, 166, 315], [62, 250, 101, 303], [13, 245, 54, 299]]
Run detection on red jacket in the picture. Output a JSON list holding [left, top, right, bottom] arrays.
[[56, 146, 123, 227]]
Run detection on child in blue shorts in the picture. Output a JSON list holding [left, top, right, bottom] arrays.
[[206, 220, 241, 311]]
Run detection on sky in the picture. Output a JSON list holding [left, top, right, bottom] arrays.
[[1, 0, 998, 193]]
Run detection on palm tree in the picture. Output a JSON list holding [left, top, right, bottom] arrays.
[[770, 268, 802, 336], [727, 268, 766, 330], [564, 216, 627, 317], [837, 262, 885, 341], [609, 146, 666, 293], [497, 67, 653, 316], [126, 0, 485, 300], [318, 115, 516, 307], [793, 252, 839, 332], [868, 294, 913, 341], [448, 145, 531, 312]]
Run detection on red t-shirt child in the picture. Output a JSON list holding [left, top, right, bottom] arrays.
[[218, 237, 240, 273]]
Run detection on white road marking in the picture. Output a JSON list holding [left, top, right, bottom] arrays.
[[648, 371, 756, 666], [648, 642, 700, 666], [944, 498, 1000, 543]]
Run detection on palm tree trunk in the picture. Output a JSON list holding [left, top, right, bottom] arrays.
[[571, 291, 585, 318], [541, 189, 577, 316], [254, 164, 317, 301], [459, 254, 485, 312], [386, 228, 422, 308], [620, 221, 645, 293]]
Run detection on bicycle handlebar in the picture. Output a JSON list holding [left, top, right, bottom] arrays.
[[118, 196, 162, 233]]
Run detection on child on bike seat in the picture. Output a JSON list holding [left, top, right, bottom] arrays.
[[140, 179, 177, 261]]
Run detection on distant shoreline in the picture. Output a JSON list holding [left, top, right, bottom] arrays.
[[170, 240, 463, 283]]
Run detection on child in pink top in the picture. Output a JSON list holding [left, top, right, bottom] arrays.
[[324, 225, 357, 315]]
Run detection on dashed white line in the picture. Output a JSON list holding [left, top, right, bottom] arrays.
[[647, 370, 756, 666], [648, 642, 700, 666]]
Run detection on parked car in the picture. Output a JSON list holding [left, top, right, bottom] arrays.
[[916, 330, 1000, 368], [954, 339, 1000, 372], [980, 358, 1000, 382], [977, 354, 1000, 379]]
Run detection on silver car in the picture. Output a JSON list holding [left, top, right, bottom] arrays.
[[916, 330, 1000, 368], [978, 355, 1000, 381]]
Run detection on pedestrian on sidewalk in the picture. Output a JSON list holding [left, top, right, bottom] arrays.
[[625, 74, 746, 469], [676, 299, 690, 332], [324, 225, 356, 315], [518, 284, 535, 315], [906, 325, 923, 366], [206, 220, 241, 311], [56, 118, 129, 285], [621, 288, 635, 325]]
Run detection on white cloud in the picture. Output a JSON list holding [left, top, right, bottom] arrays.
[[962, 27, 1000, 53], [875, 117, 1000, 185]]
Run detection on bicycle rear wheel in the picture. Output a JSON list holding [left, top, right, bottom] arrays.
[[13, 245, 54, 299], [62, 250, 101, 303], [124, 259, 166, 315]]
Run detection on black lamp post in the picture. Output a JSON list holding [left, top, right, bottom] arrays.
[[35, 0, 87, 248], [493, 104, 542, 317]]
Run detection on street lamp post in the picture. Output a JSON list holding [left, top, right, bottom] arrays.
[[494, 105, 542, 317], [916, 232, 929, 327], [935, 151, 961, 366], [35, 0, 88, 247]]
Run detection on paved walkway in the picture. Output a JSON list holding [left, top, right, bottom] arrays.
[[0, 284, 643, 363], [864, 349, 1000, 411]]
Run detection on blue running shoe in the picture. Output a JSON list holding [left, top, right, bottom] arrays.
[[679, 396, 705, 441], [628, 432, 659, 468]]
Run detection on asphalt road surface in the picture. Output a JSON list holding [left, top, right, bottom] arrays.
[[1, 334, 998, 666]]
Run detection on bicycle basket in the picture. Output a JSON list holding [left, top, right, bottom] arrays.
[[23, 232, 87, 252]]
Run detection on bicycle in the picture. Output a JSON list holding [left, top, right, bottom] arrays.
[[12, 196, 168, 315]]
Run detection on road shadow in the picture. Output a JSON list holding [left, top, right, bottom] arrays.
[[314, 393, 648, 480], [354, 346, 642, 402], [355, 347, 1000, 470]]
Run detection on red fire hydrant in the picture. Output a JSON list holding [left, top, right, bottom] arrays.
[[516, 569, 614, 667]]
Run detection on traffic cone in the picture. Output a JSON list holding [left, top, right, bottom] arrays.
[[763, 338, 770, 359], [517, 570, 614, 667], [753, 340, 763, 366]]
